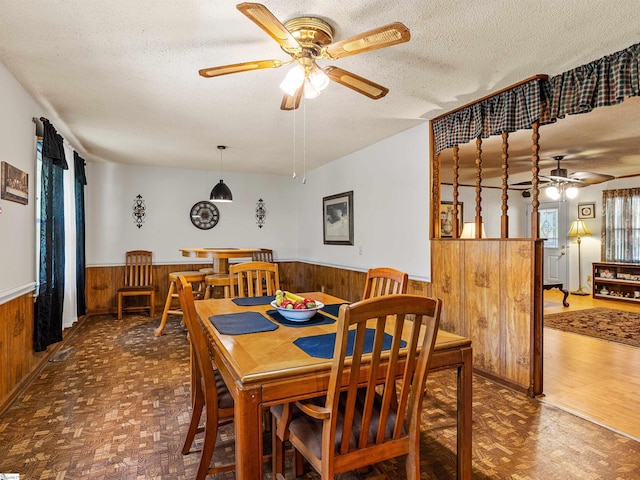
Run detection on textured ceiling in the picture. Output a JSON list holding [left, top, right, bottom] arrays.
[[0, 1, 639, 179]]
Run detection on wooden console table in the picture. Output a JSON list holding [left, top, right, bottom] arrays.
[[543, 283, 569, 307]]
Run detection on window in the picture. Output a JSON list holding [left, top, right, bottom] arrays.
[[603, 188, 640, 262], [539, 208, 559, 248]]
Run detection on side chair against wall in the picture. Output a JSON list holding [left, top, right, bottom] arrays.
[[362, 267, 408, 300], [175, 275, 235, 480], [271, 294, 442, 480], [252, 248, 274, 263], [117, 250, 155, 320], [229, 261, 280, 297]]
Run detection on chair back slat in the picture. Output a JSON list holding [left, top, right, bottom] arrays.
[[229, 261, 280, 298], [252, 248, 274, 263], [124, 250, 153, 287], [328, 295, 441, 457], [362, 267, 408, 300]]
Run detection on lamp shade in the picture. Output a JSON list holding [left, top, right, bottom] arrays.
[[210, 179, 233, 202], [460, 222, 486, 238], [567, 219, 591, 237]]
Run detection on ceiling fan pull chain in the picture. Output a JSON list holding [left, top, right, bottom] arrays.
[[302, 98, 307, 184], [292, 103, 297, 179]]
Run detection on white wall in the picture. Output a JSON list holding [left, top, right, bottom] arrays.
[[85, 162, 299, 265], [295, 123, 432, 282], [564, 176, 639, 292], [0, 62, 40, 302], [85, 122, 433, 282]]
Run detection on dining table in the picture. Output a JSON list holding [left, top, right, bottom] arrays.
[[179, 247, 261, 274], [195, 291, 473, 480]]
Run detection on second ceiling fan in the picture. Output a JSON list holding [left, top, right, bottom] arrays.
[[199, 2, 410, 110]]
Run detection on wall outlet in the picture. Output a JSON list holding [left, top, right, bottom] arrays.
[[587, 275, 592, 282]]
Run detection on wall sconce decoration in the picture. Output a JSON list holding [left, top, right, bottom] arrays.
[[132, 194, 146, 228], [255, 198, 266, 228]]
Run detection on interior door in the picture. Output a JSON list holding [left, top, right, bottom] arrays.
[[526, 202, 568, 285]]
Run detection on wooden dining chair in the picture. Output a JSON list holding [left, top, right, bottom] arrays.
[[271, 294, 442, 480], [362, 266, 408, 300], [175, 275, 235, 480], [117, 250, 156, 320], [229, 261, 280, 297], [252, 248, 274, 263]]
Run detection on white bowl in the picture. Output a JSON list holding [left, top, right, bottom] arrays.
[[270, 300, 324, 322]]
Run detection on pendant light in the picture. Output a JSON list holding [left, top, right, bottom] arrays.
[[210, 145, 233, 202]]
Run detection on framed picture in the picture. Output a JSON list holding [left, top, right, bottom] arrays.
[[439, 201, 463, 238], [1, 161, 29, 205], [323, 191, 354, 245], [578, 202, 595, 219]]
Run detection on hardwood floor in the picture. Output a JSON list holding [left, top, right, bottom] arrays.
[[542, 289, 640, 440]]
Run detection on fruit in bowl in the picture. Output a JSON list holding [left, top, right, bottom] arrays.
[[271, 290, 324, 322]]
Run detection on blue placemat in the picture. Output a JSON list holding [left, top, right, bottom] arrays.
[[266, 309, 336, 328], [293, 328, 406, 359], [320, 303, 349, 317], [232, 295, 276, 306], [209, 311, 278, 335]]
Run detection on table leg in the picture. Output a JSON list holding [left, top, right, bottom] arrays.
[[561, 288, 570, 307], [457, 345, 473, 480], [234, 385, 263, 479], [215, 258, 229, 274]]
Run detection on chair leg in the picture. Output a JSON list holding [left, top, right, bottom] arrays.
[[272, 417, 285, 478], [149, 291, 155, 317], [182, 383, 205, 454], [196, 402, 220, 480], [117, 293, 123, 320], [155, 281, 175, 336]]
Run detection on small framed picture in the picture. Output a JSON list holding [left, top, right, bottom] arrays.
[[578, 202, 595, 219], [439, 201, 463, 238], [323, 191, 354, 245], [1, 161, 29, 205]]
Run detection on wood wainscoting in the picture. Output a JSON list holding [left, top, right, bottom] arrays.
[[0, 291, 50, 414], [86, 261, 432, 315], [431, 238, 544, 396]]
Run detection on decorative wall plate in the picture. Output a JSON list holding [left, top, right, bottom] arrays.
[[190, 200, 220, 230]]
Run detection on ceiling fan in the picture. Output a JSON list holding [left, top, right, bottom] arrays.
[[541, 155, 615, 186], [514, 155, 615, 194], [198, 2, 410, 110]]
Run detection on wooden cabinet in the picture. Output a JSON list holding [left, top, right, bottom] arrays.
[[592, 262, 640, 303]]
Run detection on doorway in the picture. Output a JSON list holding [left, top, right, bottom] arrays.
[[526, 201, 569, 286]]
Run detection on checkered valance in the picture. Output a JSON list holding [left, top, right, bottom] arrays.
[[432, 78, 550, 154], [548, 42, 640, 119], [433, 42, 640, 154]]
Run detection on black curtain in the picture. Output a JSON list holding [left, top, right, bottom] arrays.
[[34, 120, 68, 352], [74, 152, 87, 317]]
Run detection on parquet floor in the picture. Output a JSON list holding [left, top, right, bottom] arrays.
[[0, 312, 639, 479]]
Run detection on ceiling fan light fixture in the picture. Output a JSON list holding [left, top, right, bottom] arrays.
[[279, 64, 305, 96], [308, 65, 329, 91], [546, 185, 560, 200], [565, 186, 579, 199], [303, 78, 322, 99]]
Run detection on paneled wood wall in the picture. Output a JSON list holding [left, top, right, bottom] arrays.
[[86, 261, 432, 315], [0, 291, 49, 414], [431, 238, 543, 396]]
